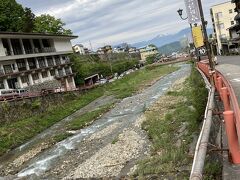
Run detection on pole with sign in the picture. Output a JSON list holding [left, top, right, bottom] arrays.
[[184, 0, 201, 24]]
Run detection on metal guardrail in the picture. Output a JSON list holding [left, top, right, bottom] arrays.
[[190, 65, 215, 180], [197, 61, 240, 164]]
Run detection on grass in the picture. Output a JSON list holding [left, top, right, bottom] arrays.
[[0, 64, 178, 156], [68, 103, 114, 130], [52, 132, 73, 143], [134, 65, 208, 179]]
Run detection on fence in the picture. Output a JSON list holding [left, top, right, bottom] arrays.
[[197, 61, 240, 164]]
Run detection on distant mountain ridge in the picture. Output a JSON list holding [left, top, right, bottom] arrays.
[[131, 28, 212, 48], [158, 41, 182, 55]]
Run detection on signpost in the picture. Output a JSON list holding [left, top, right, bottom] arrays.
[[184, 0, 201, 24], [192, 26, 204, 48]]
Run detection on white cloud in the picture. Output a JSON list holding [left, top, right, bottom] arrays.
[[17, 0, 226, 48]]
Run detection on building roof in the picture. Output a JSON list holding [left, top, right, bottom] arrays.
[[0, 31, 78, 39], [211, 1, 232, 8]]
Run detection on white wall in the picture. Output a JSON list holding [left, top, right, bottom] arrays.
[[0, 39, 6, 57], [53, 39, 73, 52]]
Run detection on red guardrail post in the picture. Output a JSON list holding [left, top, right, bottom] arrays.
[[217, 77, 223, 100], [221, 87, 231, 111], [223, 111, 240, 164]]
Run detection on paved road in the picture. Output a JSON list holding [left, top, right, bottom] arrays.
[[215, 56, 240, 104], [217, 56, 240, 66]]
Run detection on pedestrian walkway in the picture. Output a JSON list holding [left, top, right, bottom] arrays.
[[216, 64, 240, 104], [216, 64, 240, 180]]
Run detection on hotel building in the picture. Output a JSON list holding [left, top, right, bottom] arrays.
[[0, 32, 77, 92]]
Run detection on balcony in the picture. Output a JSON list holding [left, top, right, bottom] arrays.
[[5, 47, 56, 56], [55, 72, 75, 79]]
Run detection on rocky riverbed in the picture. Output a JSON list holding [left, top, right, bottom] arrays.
[[0, 63, 191, 179]]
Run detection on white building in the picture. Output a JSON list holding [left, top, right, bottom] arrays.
[[139, 45, 158, 60], [0, 32, 77, 92], [73, 44, 85, 55], [210, 2, 237, 54]]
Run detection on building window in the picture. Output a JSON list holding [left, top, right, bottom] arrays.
[[47, 56, 54, 66], [28, 58, 36, 69], [229, 9, 233, 14], [216, 12, 223, 18], [54, 55, 61, 65], [219, 23, 225, 29], [3, 65, 13, 74], [32, 73, 39, 80], [231, 21, 235, 25], [42, 71, 48, 78], [37, 57, 46, 68], [50, 70, 55, 76], [220, 34, 227, 39], [17, 59, 26, 71], [21, 76, 29, 83], [0, 80, 4, 89]]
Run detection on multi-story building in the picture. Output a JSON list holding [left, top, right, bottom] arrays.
[[228, 0, 240, 53], [73, 44, 85, 55], [0, 32, 77, 92], [210, 1, 237, 54], [139, 45, 158, 60]]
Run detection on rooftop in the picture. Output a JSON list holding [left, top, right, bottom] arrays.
[[211, 1, 232, 8], [0, 32, 78, 39]]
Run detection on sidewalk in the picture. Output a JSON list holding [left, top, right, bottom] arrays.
[[216, 64, 240, 104], [216, 64, 240, 180]]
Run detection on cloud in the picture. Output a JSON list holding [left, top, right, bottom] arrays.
[[17, 0, 225, 49]]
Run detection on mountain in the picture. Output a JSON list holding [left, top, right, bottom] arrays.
[[131, 28, 212, 48], [158, 41, 182, 55]]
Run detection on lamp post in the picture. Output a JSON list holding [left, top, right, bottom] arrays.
[[177, 9, 196, 59]]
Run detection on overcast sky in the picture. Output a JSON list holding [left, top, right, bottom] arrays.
[[16, 0, 226, 48]]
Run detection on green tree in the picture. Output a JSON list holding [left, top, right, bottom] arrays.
[[22, 8, 35, 32], [0, 0, 25, 32], [33, 14, 72, 35]]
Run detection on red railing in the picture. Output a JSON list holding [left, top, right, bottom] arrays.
[[197, 61, 240, 164]]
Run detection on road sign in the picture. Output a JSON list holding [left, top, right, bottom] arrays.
[[184, 0, 201, 24], [198, 47, 207, 56], [192, 26, 204, 48]]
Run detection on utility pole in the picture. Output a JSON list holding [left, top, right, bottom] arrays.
[[197, 0, 214, 71]]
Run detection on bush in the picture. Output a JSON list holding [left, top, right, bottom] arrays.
[[70, 54, 139, 85]]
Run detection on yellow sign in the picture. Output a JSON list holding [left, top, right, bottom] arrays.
[[192, 26, 204, 48]]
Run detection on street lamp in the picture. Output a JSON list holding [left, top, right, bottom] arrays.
[[177, 9, 188, 20], [177, 8, 197, 59]]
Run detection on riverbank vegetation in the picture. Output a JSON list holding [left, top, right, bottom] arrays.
[[70, 54, 139, 85], [0, 64, 178, 156], [134, 65, 208, 179]]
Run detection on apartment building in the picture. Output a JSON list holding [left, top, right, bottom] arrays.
[[210, 1, 237, 54], [0, 32, 77, 92], [139, 45, 158, 60]]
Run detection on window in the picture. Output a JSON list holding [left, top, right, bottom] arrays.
[[219, 23, 225, 29], [50, 70, 55, 76], [231, 21, 235, 25], [220, 34, 226, 38], [54, 55, 61, 65], [47, 56, 54, 66], [37, 57, 46, 68], [229, 9, 233, 14], [216, 12, 223, 18], [3, 65, 13, 74], [32, 73, 39, 80], [21, 76, 29, 83], [17, 59, 26, 71], [42, 71, 48, 78], [0, 81, 4, 89], [62, 56, 66, 60], [28, 58, 36, 69]]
